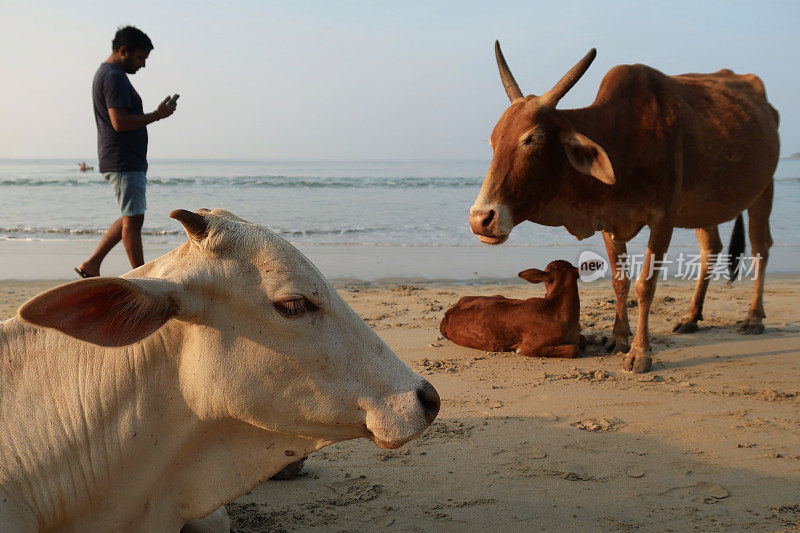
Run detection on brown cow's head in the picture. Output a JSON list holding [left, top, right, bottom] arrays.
[[469, 42, 615, 244]]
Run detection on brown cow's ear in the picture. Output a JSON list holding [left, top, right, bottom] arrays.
[[18, 277, 183, 347], [562, 131, 615, 185], [518, 268, 550, 284]]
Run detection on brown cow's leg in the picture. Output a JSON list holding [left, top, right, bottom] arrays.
[[602, 231, 631, 353], [625, 224, 673, 373], [738, 183, 773, 334], [673, 225, 722, 333]]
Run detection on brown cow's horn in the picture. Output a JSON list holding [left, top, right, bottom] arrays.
[[495, 41, 524, 102], [541, 48, 597, 107], [170, 209, 209, 240]]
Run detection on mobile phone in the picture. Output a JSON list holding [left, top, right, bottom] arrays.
[[167, 94, 180, 106]]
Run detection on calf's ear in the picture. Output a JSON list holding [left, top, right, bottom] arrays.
[[561, 131, 615, 185], [18, 277, 183, 347], [518, 268, 550, 284]]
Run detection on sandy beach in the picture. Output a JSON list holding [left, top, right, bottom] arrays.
[[3, 275, 799, 531]]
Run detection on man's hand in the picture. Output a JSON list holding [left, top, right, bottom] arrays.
[[155, 96, 177, 120], [108, 97, 177, 132]]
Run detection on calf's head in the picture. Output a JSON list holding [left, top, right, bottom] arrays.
[[518, 260, 579, 296], [18, 208, 438, 450], [470, 42, 615, 244]]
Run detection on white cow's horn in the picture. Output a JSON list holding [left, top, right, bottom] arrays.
[[170, 209, 209, 240]]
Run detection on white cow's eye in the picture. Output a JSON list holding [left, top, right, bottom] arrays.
[[274, 297, 319, 318]]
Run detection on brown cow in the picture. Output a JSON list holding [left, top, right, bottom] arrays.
[[440, 260, 584, 357], [469, 42, 779, 372]]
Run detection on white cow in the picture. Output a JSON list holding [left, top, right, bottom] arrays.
[[0, 209, 439, 532]]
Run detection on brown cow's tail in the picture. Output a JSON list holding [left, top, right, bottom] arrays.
[[728, 213, 746, 283]]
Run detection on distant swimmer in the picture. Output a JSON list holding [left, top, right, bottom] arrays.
[[78, 161, 94, 172]]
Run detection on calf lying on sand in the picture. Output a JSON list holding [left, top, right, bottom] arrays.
[[0, 208, 439, 532], [440, 260, 585, 357]]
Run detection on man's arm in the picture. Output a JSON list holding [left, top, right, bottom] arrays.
[[108, 96, 176, 132]]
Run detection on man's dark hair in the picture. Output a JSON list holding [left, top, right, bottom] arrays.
[[112, 26, 153, 53]]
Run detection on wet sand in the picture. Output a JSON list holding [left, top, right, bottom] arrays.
[[2, 277, 799, 531], [3, 239, 800, 281]]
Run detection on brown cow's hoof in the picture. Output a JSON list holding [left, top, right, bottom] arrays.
[[271, 458, 306, 480], [672, 319, 699, 334], [622, 348, 652, 373], [737, 319, 765, 335], [604, 336, 630, 354]]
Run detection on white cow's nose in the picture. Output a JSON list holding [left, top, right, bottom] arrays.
[[416, 380, 440, 424]]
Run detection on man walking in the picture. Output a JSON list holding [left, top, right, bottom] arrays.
[[76, 25, 176, 278]]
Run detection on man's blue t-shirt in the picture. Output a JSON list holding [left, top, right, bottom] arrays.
[[92, 63, 148, 173]]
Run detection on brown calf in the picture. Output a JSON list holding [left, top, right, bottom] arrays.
[[440, 260, 584, 357]]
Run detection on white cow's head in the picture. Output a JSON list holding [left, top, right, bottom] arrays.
[[19, 209, 439, 451]]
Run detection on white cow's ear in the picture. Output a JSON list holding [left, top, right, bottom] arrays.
[[18, 277, 183, 347], [562, 131, 615, 185]]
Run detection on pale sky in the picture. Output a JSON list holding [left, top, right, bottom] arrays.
[[1, 0, 797, 160]]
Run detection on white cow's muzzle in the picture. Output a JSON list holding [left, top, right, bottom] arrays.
[[361, 380, 439, 449]]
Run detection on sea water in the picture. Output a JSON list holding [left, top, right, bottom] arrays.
[[1, 158, 798, 246], [0, 158, 798, 279]]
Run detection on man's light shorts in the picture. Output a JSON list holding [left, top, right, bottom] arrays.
[[104, 171, 147, 216]]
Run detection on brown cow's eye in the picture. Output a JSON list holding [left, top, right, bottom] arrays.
[[274, 297, 319, 318], [523, 131, 545, 146]]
